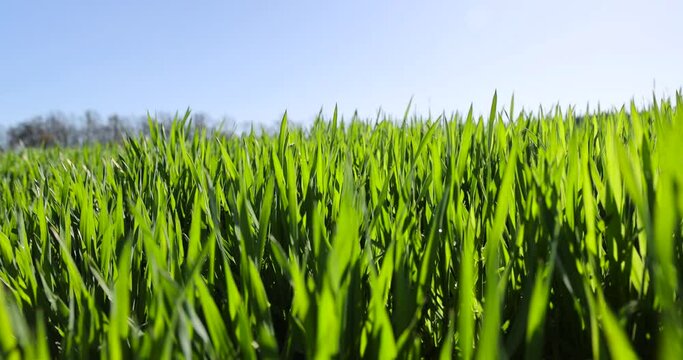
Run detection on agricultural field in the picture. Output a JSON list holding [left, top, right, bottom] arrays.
[[1, 95, 682, 359]]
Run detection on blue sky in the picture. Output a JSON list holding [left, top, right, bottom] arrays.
[[1, 0, 682, 128]]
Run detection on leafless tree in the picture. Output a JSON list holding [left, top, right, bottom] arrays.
[[83, 110, 101, 145], [5, 110, 231, 149], [9, 113, 84, 148], [107, 114, 126, 143]]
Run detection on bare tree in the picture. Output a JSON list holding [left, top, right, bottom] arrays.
[[107, 114, 126, 143], [0, 125, 6, 150], [5, 110, 227, 149], [45, 113, 75, 146], [8, 117, 48, 148]]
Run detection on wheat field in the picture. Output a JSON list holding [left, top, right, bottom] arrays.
[[1, 94, 682, 359]]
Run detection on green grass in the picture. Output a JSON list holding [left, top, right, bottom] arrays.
[[1, 94, 683, 359]]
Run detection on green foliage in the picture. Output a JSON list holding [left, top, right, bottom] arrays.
[[1, 97, 683, 359]]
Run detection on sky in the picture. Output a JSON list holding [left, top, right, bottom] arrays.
[[1, 0, 682, 129]]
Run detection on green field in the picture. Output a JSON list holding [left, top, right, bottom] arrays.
[[1, 95, 683, 359]]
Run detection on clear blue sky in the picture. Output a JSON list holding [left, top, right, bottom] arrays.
[[1, 0, 682, 128]]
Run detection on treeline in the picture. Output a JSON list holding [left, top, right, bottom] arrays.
[[1, 110, 232, 150]]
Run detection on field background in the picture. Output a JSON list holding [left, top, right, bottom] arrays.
[[1, 95, 683, 359]]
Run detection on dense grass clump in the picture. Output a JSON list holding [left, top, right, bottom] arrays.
[[1, 95, 683, 359]]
